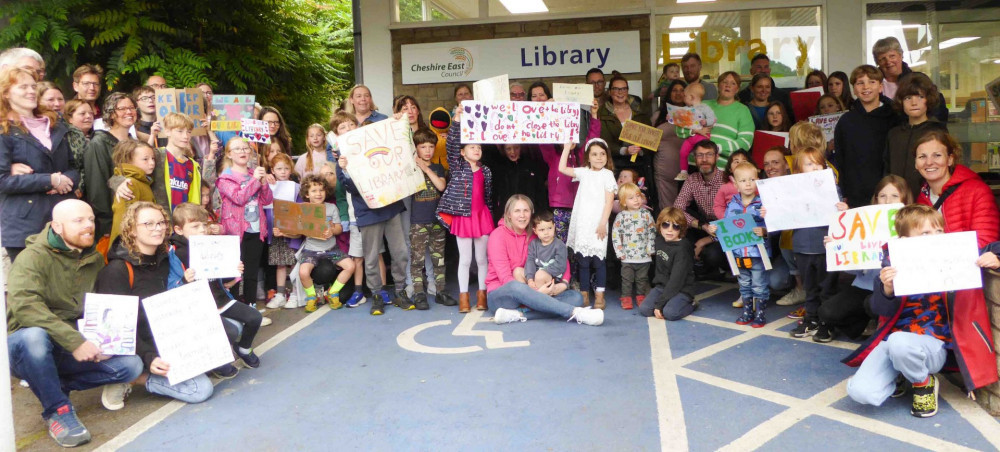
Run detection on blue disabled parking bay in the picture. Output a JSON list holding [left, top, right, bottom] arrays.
[[111, 283, 1000, 451]]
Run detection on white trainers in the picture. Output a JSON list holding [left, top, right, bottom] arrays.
[[569, 307, 604, 326], [776, 287, 806, 306], [493, 308, 527, 324], [260, 316, 273, 327], [266, 293, 287, 309], [283, 294, 303, 309], [101, 383, 131, 411]]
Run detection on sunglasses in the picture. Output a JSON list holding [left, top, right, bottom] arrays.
[[660, 222, 681, 231]]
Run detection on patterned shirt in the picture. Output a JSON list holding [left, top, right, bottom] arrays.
[[891, 292, 952, 347], [673, 168, 726, 225], [165, 150, 194, 210], [612, 209, 656, 263]]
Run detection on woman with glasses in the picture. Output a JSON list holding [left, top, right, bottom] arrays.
[[0, 67, 79, 261], [84, 92, 138, 251], [599, 75, 655, 205]]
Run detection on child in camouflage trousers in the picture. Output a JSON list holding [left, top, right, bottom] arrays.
[[409, 129, 455, 309]]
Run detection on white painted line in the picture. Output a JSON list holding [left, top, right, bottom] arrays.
[[940, 378, 1000, 451], [816, 405, 982, 452], [648, 318, 689, 451]]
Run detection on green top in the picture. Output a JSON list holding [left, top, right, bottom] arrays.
[[677, 100, 755, 169]]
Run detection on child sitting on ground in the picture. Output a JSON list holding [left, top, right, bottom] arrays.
[[525, 211, 568, 297], [639, 207, 697, 320], [611, 183, 656, 310]]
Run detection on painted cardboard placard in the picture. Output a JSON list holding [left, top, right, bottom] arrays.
[[211, 95, 255, 131], [619, 120, 663, 152], [825, 203, 903, 271], [472, 74, 509, 103], [808, 112, 845, 142], [712, 213, 764, 253], [665, 104, 715, 132], [141, 280, 233, 385], [553, 83, 595, 105], [458, 100, 581, 144], [337, 118, 426, 208], [755, 168, 839, 231], [240, 118, 271, 144], [790, 86, 824, 123], [273, 200, 328, 238], [154, 88, 207, 136], [188, 235, 241, 279], [888, 231, 982, 296], [78, 294, 139, 355]]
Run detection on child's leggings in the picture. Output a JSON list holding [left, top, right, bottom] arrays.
[[239, 234, 265, 305], [220, 301, 262, 350], [576, 252, 606, 292], [457, 235, 488, 292], [678, 133, 710, 172]]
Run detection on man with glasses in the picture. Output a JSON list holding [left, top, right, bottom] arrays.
[[132, 85, 166, 147], [72, 64, 104, 116], [0, 47, 46, 80], [145, 75, 168, 91], [672, 139, 728, 280], [6, 200, 144, 447], [586, 68, 608, 109], [509, 82, 527, 101], [681, 53, 717, 101]]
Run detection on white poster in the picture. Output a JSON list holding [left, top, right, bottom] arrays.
[[756, 169, 840, 231], [553, 83, 594, 105], [189, 235, 242, 279], [401, 31, 642, 84], [267, 180, 298, 208], [78, 294, 139, 355], [459, 100, 581, 144], [473, 74, 510, 103], [337, 118, 426, 208], [888, 231, 983, 296], [141, 280, 233, 385], [825, 204, 903, 271]]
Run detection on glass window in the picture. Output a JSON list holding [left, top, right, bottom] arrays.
[[867, 1, 1000, 173], [654, 7, 822, 91], [488, 0, 645, 17], [396, 0, 480, 22]]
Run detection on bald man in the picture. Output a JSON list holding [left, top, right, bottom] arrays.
[[145, 75, 168, 90], [6, 200, 143, 448]]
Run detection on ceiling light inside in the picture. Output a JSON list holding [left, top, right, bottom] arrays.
[[670, 15, 708, 29], [499, 0, 548, 14]]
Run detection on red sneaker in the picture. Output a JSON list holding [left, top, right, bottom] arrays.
[[621, 296, 634, 310]]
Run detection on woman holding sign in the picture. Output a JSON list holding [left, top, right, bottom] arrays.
[[345, 85, 388, 126], [94, 202, 215, 403], [598, 76, 653, 187]]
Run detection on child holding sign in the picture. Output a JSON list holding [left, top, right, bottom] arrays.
[[265, 154, 300, 309], [611, 183, 655, 310], [110, 140, 157, 245], [720, 163, 770, 327]]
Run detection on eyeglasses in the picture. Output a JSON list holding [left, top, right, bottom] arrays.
[[589, 80, 605, 85], [78, 82, 99, 88], [695, 152, 716, 160], [139, 221, 168, 230], [265, 120, 281, 126], [610, 87, 628, 92], [511, 92, 527, 99], [660, 222, 682, 231], [115, 106, 137, 112], [137, 96, 154, 103]]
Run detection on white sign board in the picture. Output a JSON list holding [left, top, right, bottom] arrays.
[[141, 280, 233, 385], [78, 294, 139, 355], [473, 74, 509, 103], [459, 100, 581, 144], [825, 204, 903, 271], [756, 168, 839, 231], [266, 180, 298, 210], [337, 118, 426, 208], [401, 31, 642, 84], [553, 83, 594, 105], [189, 235, 242, 279], [888, 231, 983, 296]]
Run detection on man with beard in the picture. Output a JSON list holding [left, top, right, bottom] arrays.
[[6, 200, 143, 448], [681, 53, 718, 101], [672, 140, 728, 279]]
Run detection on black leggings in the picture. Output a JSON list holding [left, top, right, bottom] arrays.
[[221, 301, 262, 349], [240, 234, 266, 305]]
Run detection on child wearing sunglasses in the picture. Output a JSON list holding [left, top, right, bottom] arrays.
[[638, 207, 698, 320]]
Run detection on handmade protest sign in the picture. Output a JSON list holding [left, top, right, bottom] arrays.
[[790, 86, 824, 124], [711, 213, 770, 275], [665, 104, 715, 132], [808, 112, 844, 142], [553, 83, 594, 105], [825, 203, 902, 271], [211, 95, 255, 131], [755, 168, 839, 231], [274, 200, 328, 238], [155, 88, 207, 136], [269, 180, 298, 205], [141, 280, 233, 385], [188, 235, 241, 279], [240, 118, 271, 144], [619, 120, 663, 151], [78, 294, 139, 355], [459, 100, 581, 144], [337, 118, 426, 208], [887, 231, 982, 296], [472, 74, 509, 103]]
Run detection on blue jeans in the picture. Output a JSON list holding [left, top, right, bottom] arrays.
[[487, 281, 583, 319], [8, 327, 143, 418], [638, 286, 695, 320], [738, 257, 770, 301], [847, 332, 947, 406], [145, 373, 214, 403]]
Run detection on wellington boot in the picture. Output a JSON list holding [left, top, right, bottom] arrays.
[[458, 292, 471, 313]]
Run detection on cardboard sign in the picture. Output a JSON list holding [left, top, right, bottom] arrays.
[[825, 203, 903, 271], [188, 235, 241, 279], [78, 294, 139, 355], [888, 231, 982, 296], [665, 104, 715, 132], [141, 280, 233, 385], [790, 86, 824, 122], [155, 88, 207, 136], [273, 200, 328, 238], [269, 180, 298, 204], [211, 95, 255, 131], [553, 83, 595, 105], [712, 214, 764, 253], [472, 74, 510, 103], [619, 120, 663, 152], [808, 112, 845, 142], [459, 100, 581, 144], [240, 119, 271, 144], [755, 168, 839, 231], [337, 118, 426, 208]]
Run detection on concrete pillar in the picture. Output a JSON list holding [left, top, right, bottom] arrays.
[[824, 0, 865, 73], [359, 0, 396, 114]]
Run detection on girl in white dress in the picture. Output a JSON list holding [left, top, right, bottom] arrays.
[[559, 138, 618, 310]]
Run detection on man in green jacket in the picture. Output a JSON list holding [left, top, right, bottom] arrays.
[[6, 199, 143, 448]]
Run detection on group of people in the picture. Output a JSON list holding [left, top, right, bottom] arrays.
[[3, 33, 1000, 448]]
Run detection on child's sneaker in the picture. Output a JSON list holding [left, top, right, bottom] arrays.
[[47, 404, 91, 447], [283, 293, 303, 309], [370, 292, 385, 316], [911, 375, 939, 418], [674, 170, 689, 181], [813, 323, 836, 342], [494, 308, 527, 324], [304, 294, 319, 313], [732, 296, 743, 308], [750, 298, 766, 328], [635, 295, 645, 307], [345, 291, 366, 308], [413, 293, 430, 310], [210, 363, 240, 379], [435, 292, 458, 306], [786, 306, 806, 319], [101, 383, 131, 411], [326, 291, 343, 310], [790, 319, 819, 337], [393, 290, 415, 310], [236, 348, 260, 369], [620, 296, 634, 310], [265, 292, 286, 309]]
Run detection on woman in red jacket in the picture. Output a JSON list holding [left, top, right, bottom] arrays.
[[914, 130, 999, 249]]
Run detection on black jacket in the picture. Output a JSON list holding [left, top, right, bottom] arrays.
[[737, 81, 795, 121], [833, 95, 901, 207], [483, 150, 549, 223], [651, 236, 696, 311], [893, 62, 949, 124], [883, 119, 948, 200]]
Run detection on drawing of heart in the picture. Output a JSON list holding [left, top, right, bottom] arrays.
[[475, 104, 481, 112], [507, 114, 514, 121], [464, 106, 472, 113], [733, 218, 746, 229], [481, 121, 487, 130], [475, 112, 480, 118], [254, 132, 261, 141], [263, 133, 270, 141], [484, 107, 490, 115], [467, 120, 475, 129]]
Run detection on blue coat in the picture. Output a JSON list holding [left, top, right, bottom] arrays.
[[0, 121, 79, 248], [724, 193, 769, 258]]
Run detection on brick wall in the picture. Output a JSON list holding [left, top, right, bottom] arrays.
[[389, 15, 650, 115]]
